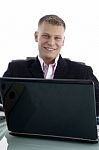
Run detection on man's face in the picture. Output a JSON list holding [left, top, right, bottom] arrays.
[[34, 22, 65, 63]]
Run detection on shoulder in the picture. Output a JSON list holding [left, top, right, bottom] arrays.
[[9, 57, 36, 67], [62, 57, 93, 72], [64, 57, 90, 67], [3, 57, 37, 77]]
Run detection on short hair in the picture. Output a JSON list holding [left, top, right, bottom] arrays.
[[38, 14, 66, 30]]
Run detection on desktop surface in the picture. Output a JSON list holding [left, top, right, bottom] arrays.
[[0, 112, 99, 150]]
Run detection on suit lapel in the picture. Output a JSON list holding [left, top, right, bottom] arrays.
[[28, 57, 44, 78], [54, 56, 68, 79]]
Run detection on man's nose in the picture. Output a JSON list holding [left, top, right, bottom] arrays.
[[47, 37, 55, 46]]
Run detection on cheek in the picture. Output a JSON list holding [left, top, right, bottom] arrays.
[[57, 42, 64, 48], [38, 41, 45, 50], [39, 39, 48, 47], [60, 41, 64, 47], [38, 40, 43, 47]]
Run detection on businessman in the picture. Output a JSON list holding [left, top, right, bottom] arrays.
[[3, 14, 99, 115]]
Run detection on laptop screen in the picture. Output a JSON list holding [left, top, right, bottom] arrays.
[[0, 77, 98, 142]]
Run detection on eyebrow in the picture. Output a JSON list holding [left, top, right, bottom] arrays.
[[41, 33, 63, 37]]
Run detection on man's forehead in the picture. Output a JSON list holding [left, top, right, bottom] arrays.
[[38, 23, 65, 36], [38, 22, 64, 31]]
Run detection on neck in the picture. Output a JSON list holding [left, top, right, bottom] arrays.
[[43, 58, 55, 65], [38, 54, 60, 65]]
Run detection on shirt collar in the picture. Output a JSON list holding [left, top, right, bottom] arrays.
[[38, 55, 59, 70]]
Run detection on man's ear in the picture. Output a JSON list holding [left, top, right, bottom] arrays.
[[34, 31, 38, 42]]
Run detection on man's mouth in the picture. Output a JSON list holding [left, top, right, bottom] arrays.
[[44, 47, 55, 51]]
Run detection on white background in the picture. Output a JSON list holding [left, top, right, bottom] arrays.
[[0, 1, 99, 149], [0, 0, 99, 79]]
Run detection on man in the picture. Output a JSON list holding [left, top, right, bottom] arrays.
[[3, 14, 99, 115]]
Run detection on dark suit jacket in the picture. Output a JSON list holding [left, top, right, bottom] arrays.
[[3, 55, 99, 115]]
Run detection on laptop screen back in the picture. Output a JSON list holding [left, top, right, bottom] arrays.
[[0, 78, 98, 142]]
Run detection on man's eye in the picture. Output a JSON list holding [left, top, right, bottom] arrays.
[[42, 35, 49, 39], [55, 37, 62, 40]]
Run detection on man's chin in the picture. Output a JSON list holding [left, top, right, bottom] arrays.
[[44, 55, 56, 61]]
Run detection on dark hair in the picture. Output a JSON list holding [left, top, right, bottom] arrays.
[[38, 14, 66, 30]]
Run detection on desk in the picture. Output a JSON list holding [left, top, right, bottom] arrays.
[[0, 113, 99, 150]]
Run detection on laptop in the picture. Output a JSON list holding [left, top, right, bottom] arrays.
[[0, 77, 98, 143]]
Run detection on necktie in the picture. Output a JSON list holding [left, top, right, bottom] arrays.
[[43, 64, 55, 79], [46, 64, 54, 79]]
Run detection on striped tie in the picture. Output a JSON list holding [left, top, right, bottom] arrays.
[[43, 64, 55, 79]]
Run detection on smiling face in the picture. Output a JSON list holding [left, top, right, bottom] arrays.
[[34, 22, 65, 64]]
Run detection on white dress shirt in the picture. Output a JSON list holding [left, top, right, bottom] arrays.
[[38, 55, 59, 79]]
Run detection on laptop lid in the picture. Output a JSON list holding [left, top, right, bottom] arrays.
[[0, 77, 98, 142]]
